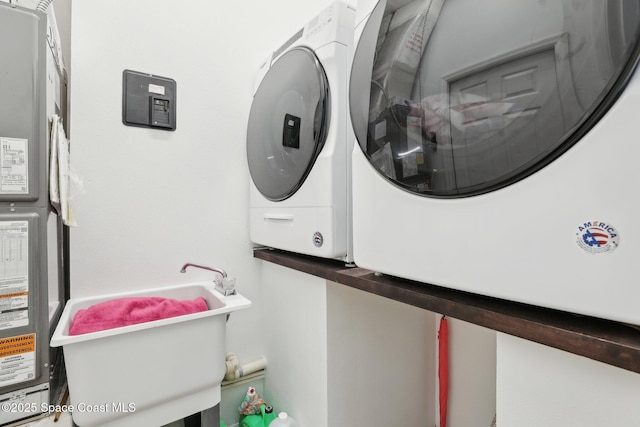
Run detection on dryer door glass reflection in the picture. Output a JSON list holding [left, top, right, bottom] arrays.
[[350, 0, 640, 197], [247, 47, 330, 201]]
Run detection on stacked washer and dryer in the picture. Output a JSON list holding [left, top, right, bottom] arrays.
[[248, 0, 640, 326], [247, 1, 356, 264]]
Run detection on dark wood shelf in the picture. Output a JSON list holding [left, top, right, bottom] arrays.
[[254, 247, 640, 374]]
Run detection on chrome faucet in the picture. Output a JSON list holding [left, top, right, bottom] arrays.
[[180, 262, 227, 278], [180, 262, 236, 296]]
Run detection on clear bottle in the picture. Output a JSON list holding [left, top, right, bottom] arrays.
[[268, 412, 297, 427]]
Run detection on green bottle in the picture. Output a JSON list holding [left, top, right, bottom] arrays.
[[262, 405, 277, 427]]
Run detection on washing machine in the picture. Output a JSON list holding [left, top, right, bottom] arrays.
[[247, 1, 355, 263], [349, 0, 640, 325]]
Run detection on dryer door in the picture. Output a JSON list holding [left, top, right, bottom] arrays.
[[247, 47, 330, 201], [350, 0, 640, 197]]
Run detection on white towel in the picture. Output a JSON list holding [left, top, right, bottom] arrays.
[[49, 115, 78, 226]]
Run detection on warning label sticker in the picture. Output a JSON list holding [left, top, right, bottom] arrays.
[[0, 137, 29, 194], [0, 334, 36, 386], [0, 309, 29, 330], [0, 220, 30, 331]]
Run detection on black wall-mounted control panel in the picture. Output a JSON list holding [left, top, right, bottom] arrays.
[[122, 69, 176, 131]]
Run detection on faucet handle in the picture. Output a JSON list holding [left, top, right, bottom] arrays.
[[217, 276, 236, 296]]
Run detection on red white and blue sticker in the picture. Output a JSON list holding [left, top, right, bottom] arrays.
[[576, 221, 619, 254]]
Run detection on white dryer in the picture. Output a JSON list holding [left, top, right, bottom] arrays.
[[247, 1, 355, 262], [350, 0, 640, 325]]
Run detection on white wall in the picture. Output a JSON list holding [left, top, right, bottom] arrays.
[[69, 0, 342, 365], [327, 282, 436, 427], [497, 333, 640, 427], [442, 318, 496, 427], [260, 263, 438, 427], [262, 264, 329, 427], [68, 0, 350, 424]]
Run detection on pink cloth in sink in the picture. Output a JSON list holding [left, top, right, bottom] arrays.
[[69, 296, 209, 335]]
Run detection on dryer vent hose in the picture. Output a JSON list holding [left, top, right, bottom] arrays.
[[36, 0, 54, 12]]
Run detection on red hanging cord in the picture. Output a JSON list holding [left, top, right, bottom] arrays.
[[438, 316, 449, 427]]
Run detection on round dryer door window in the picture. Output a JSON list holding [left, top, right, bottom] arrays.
[[247, 47, 330, 201], [350, 0, 640, 197]]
